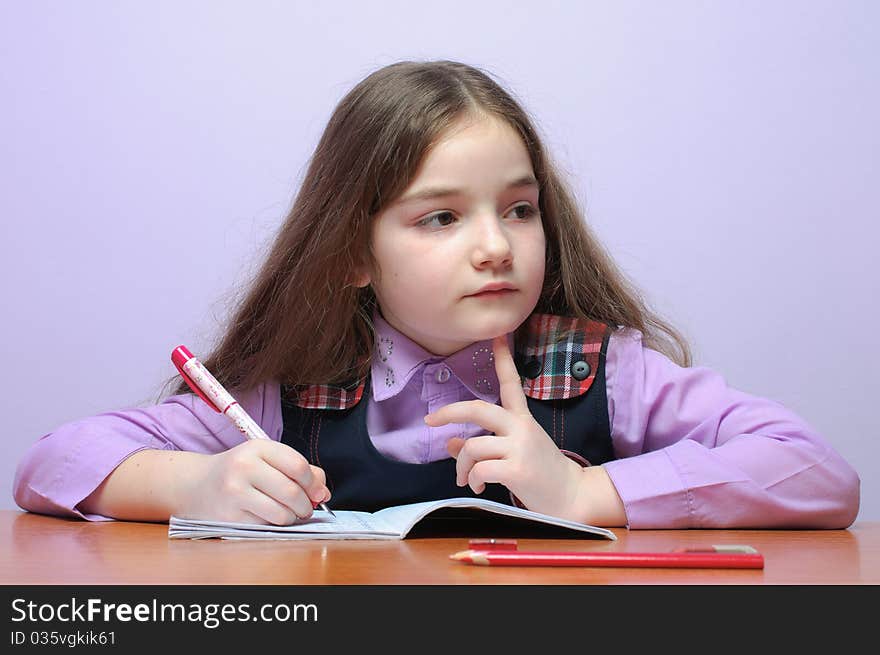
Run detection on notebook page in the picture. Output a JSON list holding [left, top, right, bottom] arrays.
[[169, 510, 400, 539]]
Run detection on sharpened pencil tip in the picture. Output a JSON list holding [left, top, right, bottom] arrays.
[[449, 550, 471, 561]]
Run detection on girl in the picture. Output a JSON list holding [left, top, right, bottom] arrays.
[[14, 60, 859, 529]]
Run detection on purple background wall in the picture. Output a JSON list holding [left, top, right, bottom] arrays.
[[3, 2, 877, 520]]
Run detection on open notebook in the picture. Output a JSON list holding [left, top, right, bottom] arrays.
[[168, 497, 616, 541]]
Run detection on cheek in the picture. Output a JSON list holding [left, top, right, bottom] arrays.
[[519, 228, 547, 276], [374, 247, 449, 301]]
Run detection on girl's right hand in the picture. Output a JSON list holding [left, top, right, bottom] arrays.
[[174, 440, 331, 525]]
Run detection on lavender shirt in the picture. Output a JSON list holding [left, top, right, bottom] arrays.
[[13, 322, 860, 529], [367, 313, 506, 464]]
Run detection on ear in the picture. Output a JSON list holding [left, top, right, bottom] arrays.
[[351, 269, 371, 288]]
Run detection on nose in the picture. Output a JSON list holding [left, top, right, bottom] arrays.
[[470, 213, 513, 270]]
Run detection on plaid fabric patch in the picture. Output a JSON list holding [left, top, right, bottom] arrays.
[[286, 381, 366, 410], [517, 313, 610, 401], [285, 313, 610, 409]]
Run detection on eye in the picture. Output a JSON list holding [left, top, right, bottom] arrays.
[[507, 203, 538, 220], [417, 211, 457, 228]]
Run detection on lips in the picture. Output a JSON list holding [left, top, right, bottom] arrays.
[[467, 283, 517, 297]]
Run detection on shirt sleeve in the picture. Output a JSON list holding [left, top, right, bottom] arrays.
[[601, 328, 860, 529], [12, 381, 284, 521]]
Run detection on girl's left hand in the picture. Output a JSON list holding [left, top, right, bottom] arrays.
[[424, 334, 586, 521]]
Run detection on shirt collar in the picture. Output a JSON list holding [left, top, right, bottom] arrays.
[[284, 312, 611, 410], [370, 309, 507, 404]]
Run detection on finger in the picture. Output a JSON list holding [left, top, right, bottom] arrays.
[[425, 399, 512, 435], [446, 437, 465, 459], [493, 335, 529, 414], [242, 486, 307, 525], [309, 466, 332, 505], [256, 441, 329, 504], [467, 459, 509, 495], [249, 462, 316, 520], [453, 435, 509, 487]]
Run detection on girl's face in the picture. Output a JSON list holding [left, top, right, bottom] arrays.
[[361, 115, 546, 356]]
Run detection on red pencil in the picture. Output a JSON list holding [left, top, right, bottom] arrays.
[[449, 550, 764, 569]]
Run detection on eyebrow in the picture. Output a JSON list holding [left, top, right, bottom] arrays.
[[394, 174, 539, 205]]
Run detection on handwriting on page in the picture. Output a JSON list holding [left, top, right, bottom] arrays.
[[303, 511, 377, 532]]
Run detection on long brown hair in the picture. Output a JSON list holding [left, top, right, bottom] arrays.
[[171, 60, 690, 397]]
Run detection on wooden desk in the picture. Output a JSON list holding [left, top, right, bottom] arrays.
[[2, 510, 877, 584]]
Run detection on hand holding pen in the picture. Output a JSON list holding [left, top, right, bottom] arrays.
[[172, 345, 335, 522]]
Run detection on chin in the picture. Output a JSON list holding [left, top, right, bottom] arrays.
[[463, 310, 529, 340]]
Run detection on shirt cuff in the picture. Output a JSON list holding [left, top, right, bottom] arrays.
[[602, 449, 694, 529]]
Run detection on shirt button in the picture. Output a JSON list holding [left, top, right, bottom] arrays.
[[436, 366, 451, 383], [522, 358, 542, 379], [571, 359, 591, 381]]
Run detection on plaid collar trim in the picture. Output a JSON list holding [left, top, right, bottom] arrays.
[[284, 313, 610, 410], [516, 313, 610, 401]]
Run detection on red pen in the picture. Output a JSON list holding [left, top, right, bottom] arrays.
[[171, 345, 335, 517], [449, 549, 764, 569]]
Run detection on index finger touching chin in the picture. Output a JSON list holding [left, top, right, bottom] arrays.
[[492, 335, 528, 414]]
